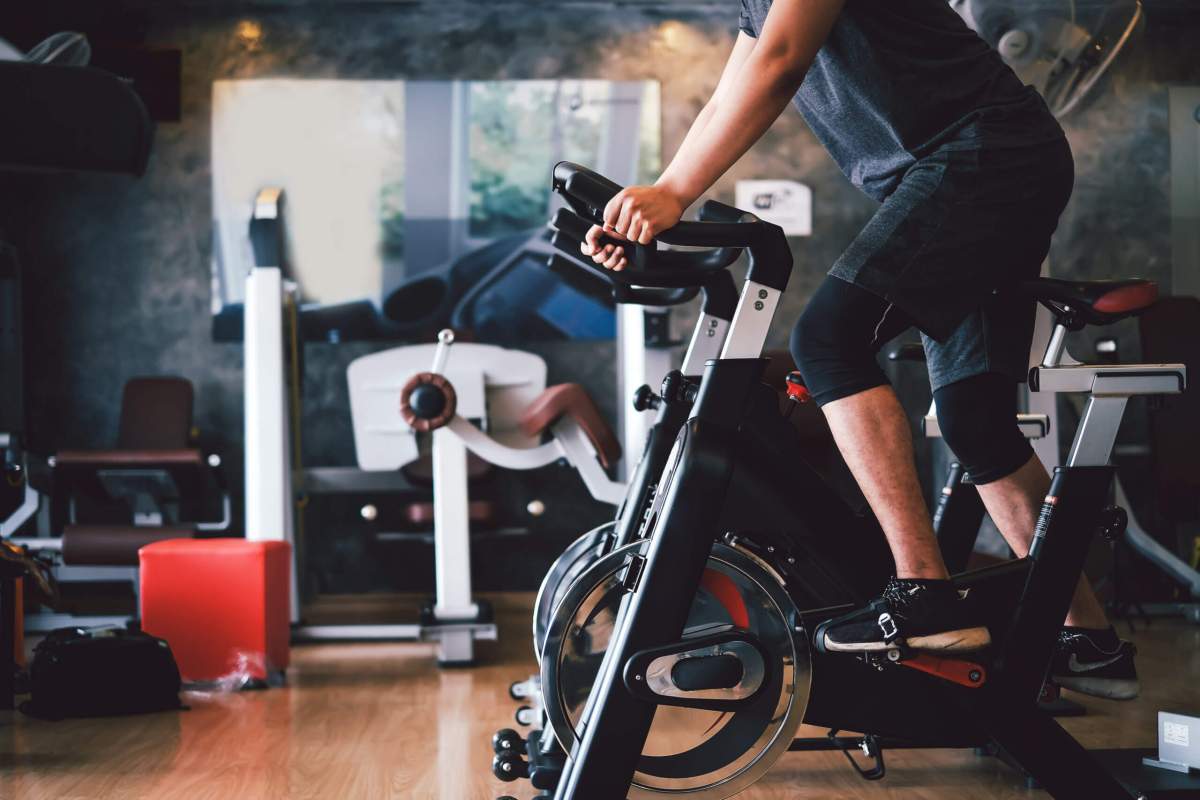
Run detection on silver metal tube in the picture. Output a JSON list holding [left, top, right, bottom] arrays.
[[1065, 396, 1128, 467], [721, 281, 780, 360], [8, 537, 63, 551], [681, 313, 728, 376], [1042, 323, 1069, 367]]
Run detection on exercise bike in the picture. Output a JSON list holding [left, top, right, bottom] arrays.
[[496, 161, 1183, 800], [501, 204, 848, 758], [527, 218, 742, 666], [501, 203, 745, 733]]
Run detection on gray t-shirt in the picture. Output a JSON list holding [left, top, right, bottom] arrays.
[[738, 0, 1062, 200]]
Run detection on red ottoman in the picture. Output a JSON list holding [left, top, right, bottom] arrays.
[[139, 539, 290, 685]]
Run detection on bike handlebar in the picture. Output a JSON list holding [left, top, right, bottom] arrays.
[[547, 249, 700, 307], [550, 161, 793, 293]]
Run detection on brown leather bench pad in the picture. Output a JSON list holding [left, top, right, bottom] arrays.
[[519, 384, 621, 470], [62, 525, 197, 566]]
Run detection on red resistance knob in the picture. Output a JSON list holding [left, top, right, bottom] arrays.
[[785, 372, 811, 403]]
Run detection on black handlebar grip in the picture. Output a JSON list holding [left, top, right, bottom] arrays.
[[697, 199, 752, 224], [551, 207, 641, 258], [552, 161, 794, 293], [553, 161, 623, 217], [546, 252, 700, 307], [551, 207, 592, 241]]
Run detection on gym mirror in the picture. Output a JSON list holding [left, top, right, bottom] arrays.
[[210, 79, 661, 343]]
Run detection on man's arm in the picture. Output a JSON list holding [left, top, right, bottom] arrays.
[[663, 31, 758, 183], [586, 0, 844, 269]]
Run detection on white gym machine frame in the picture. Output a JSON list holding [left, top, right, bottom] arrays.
[[242, 185, 677, 663], [331, 329, 628, 664]]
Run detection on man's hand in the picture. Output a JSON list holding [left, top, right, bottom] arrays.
[[580, 184, 685, 271]]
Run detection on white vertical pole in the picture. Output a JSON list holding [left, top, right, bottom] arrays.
[[244, 267, 299, 622], [431, 427, 477, 663], [616, 305, 647, 483], [606, 81, 665, 481]]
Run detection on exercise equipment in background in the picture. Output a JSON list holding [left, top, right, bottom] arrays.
[[241, 187, 640, 665], [1111, 296, 1200, 620], [0, 58, 165, 663], [0, 56, 155, 544], [5, 377, 231, 632], [0, 57, 152, 174], [297, 329, 625, 665], [213, 227, 615, 345], [379, 229, 616, 344], [949, 0, 1144, 118]]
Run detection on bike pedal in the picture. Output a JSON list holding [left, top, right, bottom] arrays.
[[861, 644, 911, 671]]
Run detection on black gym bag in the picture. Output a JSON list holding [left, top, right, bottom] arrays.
[[21, 626, 184, 720]]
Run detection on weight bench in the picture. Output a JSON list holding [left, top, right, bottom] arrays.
[[11, 377, 230, 631]]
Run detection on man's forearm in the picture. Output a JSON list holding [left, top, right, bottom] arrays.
[[656, 52, 807, 208], [660, 99, 720, 195]]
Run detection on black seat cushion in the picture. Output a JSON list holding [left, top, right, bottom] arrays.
[[1020, 278, 1158, 326]]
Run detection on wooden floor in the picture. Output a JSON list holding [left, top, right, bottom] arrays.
[[1, 595, 1197, 800]]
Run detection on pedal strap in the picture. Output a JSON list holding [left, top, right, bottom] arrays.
[[876, 611, 900, 643]]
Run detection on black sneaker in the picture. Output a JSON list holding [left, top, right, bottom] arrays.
[[1050, 628, 1139, 700], [816, 577, 992, 654]]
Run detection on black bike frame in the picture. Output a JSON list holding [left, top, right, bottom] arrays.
[[548, 161, 1144, 799], [554, 358, 768, 798], [609, 275, 736, 551]]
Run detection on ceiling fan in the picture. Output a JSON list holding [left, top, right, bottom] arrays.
[[950, 0, 1144, 117]]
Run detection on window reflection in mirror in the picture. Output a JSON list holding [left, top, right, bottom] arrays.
[[211, 79, 660, 343]]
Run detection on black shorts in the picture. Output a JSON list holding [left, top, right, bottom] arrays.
[[828, 134, 1074, 391]]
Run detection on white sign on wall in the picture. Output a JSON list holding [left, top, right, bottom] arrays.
[[735, 179, 812, 237]]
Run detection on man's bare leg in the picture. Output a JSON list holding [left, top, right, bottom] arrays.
[[821, 385, 949, 580], [975, 454, 1109, 629], [817, 384, 994, 653]]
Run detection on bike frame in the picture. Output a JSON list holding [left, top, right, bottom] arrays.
[[554, 290, 1186, 797]]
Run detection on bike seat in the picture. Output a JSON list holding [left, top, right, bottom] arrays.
[[1020, 277, 1158, 326], [519, 384, 621, 469]]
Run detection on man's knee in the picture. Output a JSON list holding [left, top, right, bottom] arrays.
[[789, 300, 836, 381], [790, 282, 892, 406], [934, 373, 1033, 484]]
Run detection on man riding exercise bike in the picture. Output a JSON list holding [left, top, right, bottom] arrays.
[[580, 0, 1135, 700]]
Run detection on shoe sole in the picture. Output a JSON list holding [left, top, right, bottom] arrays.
[[1056, 676, 1140, 700], [823, 626, 992, 654]]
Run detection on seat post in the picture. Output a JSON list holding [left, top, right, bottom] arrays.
[[1041, 322, 1070, 367]]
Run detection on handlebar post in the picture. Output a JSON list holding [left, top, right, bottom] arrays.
[[431, 328, 455, 373]]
